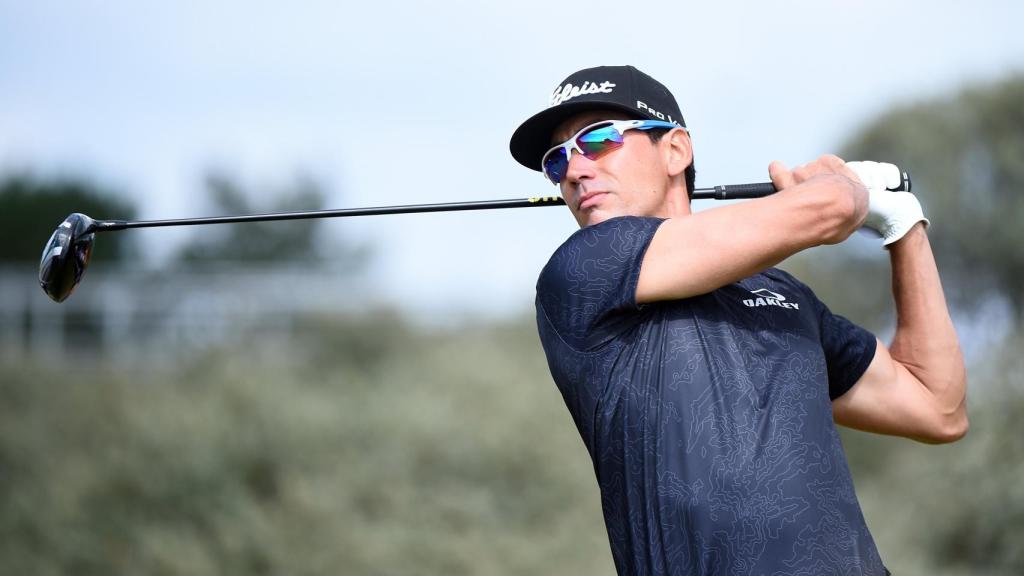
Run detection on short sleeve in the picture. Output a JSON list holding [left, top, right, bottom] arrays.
[[811, 294, 878, 400], [536, 216, 664, 352]]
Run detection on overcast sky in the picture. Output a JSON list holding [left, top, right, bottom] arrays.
[[3, 1, 1024, 319]]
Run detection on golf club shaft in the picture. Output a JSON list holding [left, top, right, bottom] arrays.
[[94, 196, 569, 232], [91, 173, 911, 232], [91, 184, 775, 232]]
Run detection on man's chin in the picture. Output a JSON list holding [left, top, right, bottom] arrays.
[[578, 209, 617, 228]]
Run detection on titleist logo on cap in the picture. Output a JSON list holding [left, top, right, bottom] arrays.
[[550, 81, 616, 106]]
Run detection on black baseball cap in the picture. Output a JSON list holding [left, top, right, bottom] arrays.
[[509, 65, 686, 171]]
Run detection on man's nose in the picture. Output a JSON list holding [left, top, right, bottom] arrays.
[[563, 149, 595, 184]]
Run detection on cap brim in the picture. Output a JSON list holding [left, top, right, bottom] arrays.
[[509, 101, 647, 172]]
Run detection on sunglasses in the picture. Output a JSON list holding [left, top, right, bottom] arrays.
[[541, 119, 681, 184]]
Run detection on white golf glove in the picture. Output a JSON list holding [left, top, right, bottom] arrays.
[[847, 161, 929, 247]]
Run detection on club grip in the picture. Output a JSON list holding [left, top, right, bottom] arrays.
[[690, 182, 775, 200], [896, 170, 912, 192], [703, 182, 776, 200], [691, 170, 912, 200]]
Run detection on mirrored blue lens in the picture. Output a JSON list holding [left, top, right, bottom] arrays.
[[577, 125, 623, 158], [541, 123, 629, 184], [543, 148, 569, 184]]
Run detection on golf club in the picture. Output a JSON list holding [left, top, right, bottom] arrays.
[[38, 172, 912, 303]]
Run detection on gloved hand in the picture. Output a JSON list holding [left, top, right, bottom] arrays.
[[847, 161, 929, 247]]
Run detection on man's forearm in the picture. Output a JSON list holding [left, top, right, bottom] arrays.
[[888, 224, 967, 418], [637, 169, 865, 303]]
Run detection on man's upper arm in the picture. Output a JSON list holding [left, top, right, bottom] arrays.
[[832, 338, 967, 444], [537, 216, 662, 351], [635, 183, 845, 304]]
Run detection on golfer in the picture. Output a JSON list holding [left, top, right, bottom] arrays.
[[509, 65, 967, 575]]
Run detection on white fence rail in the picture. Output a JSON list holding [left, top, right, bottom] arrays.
[[0, 264, 368, 361]]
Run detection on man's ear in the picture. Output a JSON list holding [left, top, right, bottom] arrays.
[[663, 128, 692, 178]]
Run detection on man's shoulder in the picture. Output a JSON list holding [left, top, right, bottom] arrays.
[[539, 216, 665, 284], [534, 216, 667, 351], [553, 215, 665, 252]]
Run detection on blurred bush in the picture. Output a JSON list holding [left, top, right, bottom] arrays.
[[841, 333, 1024, 576], [3, 311, 1019, 575], [0, 313, 613, 576], [174, 170, 369, 269], [0, 173, 137, 264], [815, 73, 1024, 575], [841, 74, 1024, 322]]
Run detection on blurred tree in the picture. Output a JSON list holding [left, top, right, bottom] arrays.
[[928, 339, 1024, 574], [175, 171, 366, 267], [0, 315, 612, 576], [839, 333, 1024, 576], [827, 74, 1024, 574], [0, 172, 137, 263], [840, 74, 1024, 321]]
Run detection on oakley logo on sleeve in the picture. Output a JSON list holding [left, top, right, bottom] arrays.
[[743, 288, 800, 310]]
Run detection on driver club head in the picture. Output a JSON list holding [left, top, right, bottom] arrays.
[[39, 213, 97, 303]]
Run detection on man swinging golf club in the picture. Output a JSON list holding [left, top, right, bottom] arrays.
[[509, 65, 967, 575]]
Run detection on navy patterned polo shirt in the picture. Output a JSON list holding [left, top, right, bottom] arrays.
[[535, 216, 889, 576]]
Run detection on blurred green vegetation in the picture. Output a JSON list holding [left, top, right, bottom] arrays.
[[0, 173, 138, 264], [0, 315, 613, 576], [2, 314, 1020, 575], [788, 72, 1024, 575], [840, 74, 1024, 322], [2, 74, 1022, 575], [840, 333, 1024, 576], [174, 170, 369, 268]]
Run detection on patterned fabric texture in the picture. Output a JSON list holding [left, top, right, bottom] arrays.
[[536, 216, 888, 575]]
